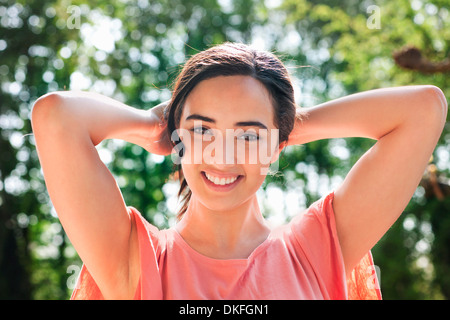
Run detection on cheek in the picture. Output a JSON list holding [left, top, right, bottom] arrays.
[[179, 163, 204, 200], [244, 163, 268, 186], [180, 162, 198, 185], [242, 140, 277, 176]]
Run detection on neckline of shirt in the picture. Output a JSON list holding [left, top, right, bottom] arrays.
[[169, 227, 273, 266]]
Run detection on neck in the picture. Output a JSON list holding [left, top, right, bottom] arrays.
[[175, 194, 270, 259]]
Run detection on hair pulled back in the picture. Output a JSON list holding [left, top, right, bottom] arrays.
[[164, 42, 300, 218]]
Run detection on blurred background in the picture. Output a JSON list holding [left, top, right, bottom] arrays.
[[0, 0, 449, 299]]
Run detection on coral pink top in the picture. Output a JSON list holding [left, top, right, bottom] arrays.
[[71, 192, 382, 300]]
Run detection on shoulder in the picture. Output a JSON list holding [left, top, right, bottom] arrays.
[[289, 192, 336, 235], [127, 206, 159, 232], [266, 192, 347, 299], [265, 192, 339, 263], [286, 192, 343, 272], [127, 206, 169, 252]]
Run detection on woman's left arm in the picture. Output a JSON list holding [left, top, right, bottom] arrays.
[[288, 85, 447, 275]]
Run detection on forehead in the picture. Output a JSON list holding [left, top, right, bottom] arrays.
[[181, 75, 276, 127]]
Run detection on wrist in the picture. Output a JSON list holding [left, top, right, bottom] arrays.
[[286, 108, 315, 146]]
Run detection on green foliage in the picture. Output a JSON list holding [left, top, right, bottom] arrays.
[[0, 0, 448, 299]]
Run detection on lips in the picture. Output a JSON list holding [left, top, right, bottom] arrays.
[[204, 172, 239, 185], [201, 171, 243, 192]]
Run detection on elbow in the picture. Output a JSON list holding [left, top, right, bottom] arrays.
[[415, 85, 447, 131], [31, 92, 64, 131]]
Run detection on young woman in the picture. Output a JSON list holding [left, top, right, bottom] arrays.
[[31, 42, 447, 300]]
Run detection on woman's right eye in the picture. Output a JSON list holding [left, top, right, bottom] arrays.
[[192, 127, 209, 135]]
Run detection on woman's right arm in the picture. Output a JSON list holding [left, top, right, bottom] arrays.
[[31, 91, 170, 299]]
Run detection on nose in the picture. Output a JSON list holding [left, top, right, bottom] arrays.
[[202, 129, 241, 166]]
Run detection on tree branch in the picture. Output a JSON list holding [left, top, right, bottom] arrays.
[[393, 46, 450, 74]]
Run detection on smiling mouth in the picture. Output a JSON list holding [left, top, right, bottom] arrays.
[[204, 172, 239, 185], [201, 171, 243, 189]]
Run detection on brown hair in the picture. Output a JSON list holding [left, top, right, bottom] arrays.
[[164, 42, 300, 219]]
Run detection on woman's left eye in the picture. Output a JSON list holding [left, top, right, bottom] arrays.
[[238, 133, 259, 141]]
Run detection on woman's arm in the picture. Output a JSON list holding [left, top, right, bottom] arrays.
[[288, 85, 447, 275], [32, 91, 171, 153], [31, 91, 170, 299]]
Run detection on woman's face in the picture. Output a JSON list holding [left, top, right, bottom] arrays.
[[177, 75, 282, 212]]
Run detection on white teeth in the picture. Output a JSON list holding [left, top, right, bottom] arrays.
[[205, 172, 238, 185]]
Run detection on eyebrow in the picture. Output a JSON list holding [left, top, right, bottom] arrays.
[[185, 114, 268, 130]]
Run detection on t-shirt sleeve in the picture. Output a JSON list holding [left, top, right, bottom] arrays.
[[70, 206, 164, 300], [290, 192, 382, 300]]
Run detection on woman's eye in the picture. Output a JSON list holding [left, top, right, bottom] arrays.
[[238, 134, 259, 141], [192, 127, 210, 135]]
